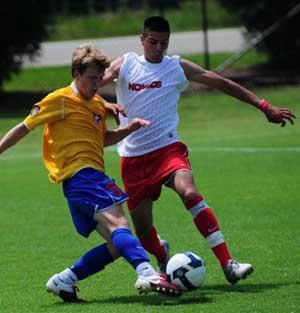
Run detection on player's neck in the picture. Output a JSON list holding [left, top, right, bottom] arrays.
[[144, 55, 164, 64]]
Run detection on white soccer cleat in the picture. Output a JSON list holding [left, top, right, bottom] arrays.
[[46, 274, 83, 303], [157, 239, 170, 274], [135, 274, 182, 297], [223, 260, 254, 284]]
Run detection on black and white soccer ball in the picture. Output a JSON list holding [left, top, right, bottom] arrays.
[[166, 251, 206, 291]]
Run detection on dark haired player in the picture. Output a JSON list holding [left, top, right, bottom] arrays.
[[100, 16, 295, 284]]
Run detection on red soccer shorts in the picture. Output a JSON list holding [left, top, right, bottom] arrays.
[[120, 142, 192, 211]]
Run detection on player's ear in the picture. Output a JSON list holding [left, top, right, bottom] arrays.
[[74, 69, 81, 79]]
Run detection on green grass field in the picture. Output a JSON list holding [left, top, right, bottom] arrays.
[[0, 87, 299, 312], [49, 0, 239, 41], [3, 51, 268, 92]]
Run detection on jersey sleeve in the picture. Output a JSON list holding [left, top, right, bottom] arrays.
[[118, 52, 134, 81], [23, 93, 65, 130], [174, 55, 190, 91]]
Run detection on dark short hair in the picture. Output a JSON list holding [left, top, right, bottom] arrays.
[[143, 16, 170, 34]]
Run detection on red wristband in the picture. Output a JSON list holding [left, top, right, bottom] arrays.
[[258, 99, 270, 111]]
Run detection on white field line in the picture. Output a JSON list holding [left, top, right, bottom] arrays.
[[1, 146, 300, 161], [189, 147, 300, 153]]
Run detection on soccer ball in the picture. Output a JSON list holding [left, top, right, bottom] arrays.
[[166, 251, 206, 291]]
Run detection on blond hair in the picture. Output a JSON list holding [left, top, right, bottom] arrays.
[[71, 43, 111, 77]]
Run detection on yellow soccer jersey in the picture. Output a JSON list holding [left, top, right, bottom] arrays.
[[24, 82, 107, 183]]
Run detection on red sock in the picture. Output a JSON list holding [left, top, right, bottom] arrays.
[[212, 243, 232, 268], [138, 226, 166, 263], [193, 206, 232, 268]]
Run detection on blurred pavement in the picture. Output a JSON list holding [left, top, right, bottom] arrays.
[[23, 28, 245, 67]]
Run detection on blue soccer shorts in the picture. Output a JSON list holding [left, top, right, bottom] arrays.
[[62, 167, 128, 238]]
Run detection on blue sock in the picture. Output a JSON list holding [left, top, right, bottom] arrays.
[[70, 243, 114, 280], [111, 228, 149, 269]]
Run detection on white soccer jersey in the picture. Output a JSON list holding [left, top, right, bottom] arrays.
[[116, 52, 189, 157]]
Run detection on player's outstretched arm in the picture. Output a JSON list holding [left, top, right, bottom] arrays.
[[104, 118, 151, 147], [180, 59, 296, 127], [0, 122, 30, 154]]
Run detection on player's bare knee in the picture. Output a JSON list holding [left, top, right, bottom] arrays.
[[116, 216, 129, 229], [105, 218, 129, 234], [183, 189, 199, 203]]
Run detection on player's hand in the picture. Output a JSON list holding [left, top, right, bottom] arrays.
[[262, 106, 296, 127], [105, 102, 128, 125], [128, 118, 151, 132]]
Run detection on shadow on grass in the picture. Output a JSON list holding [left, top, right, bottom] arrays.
[[202, 282, 282, 293], [45, 293, 212, 308], [89, 293, 212, 306], [42, 282, 292, 309]]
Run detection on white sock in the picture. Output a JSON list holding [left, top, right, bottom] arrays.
[[136, 262, 156, 277], [58, 268, 78, 285]]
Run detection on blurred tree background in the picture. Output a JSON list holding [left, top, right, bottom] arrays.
[[217, 0, 300, 68], [1, 0, 300, 89], [0, 0, 55, 88]]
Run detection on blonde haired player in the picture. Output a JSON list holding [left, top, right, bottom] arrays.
[[100, 17, 295, 284], [0, 43, 181, 302]]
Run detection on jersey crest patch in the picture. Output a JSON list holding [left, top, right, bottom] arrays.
[[94, 113, 102, 124], [30, 105, 40, 117]]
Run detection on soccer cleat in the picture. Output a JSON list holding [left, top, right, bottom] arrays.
[[157, 239, 170, 274], [46, 274, 84, 303], [223, 260, 254, 284], [135, 274, 182, 297]]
